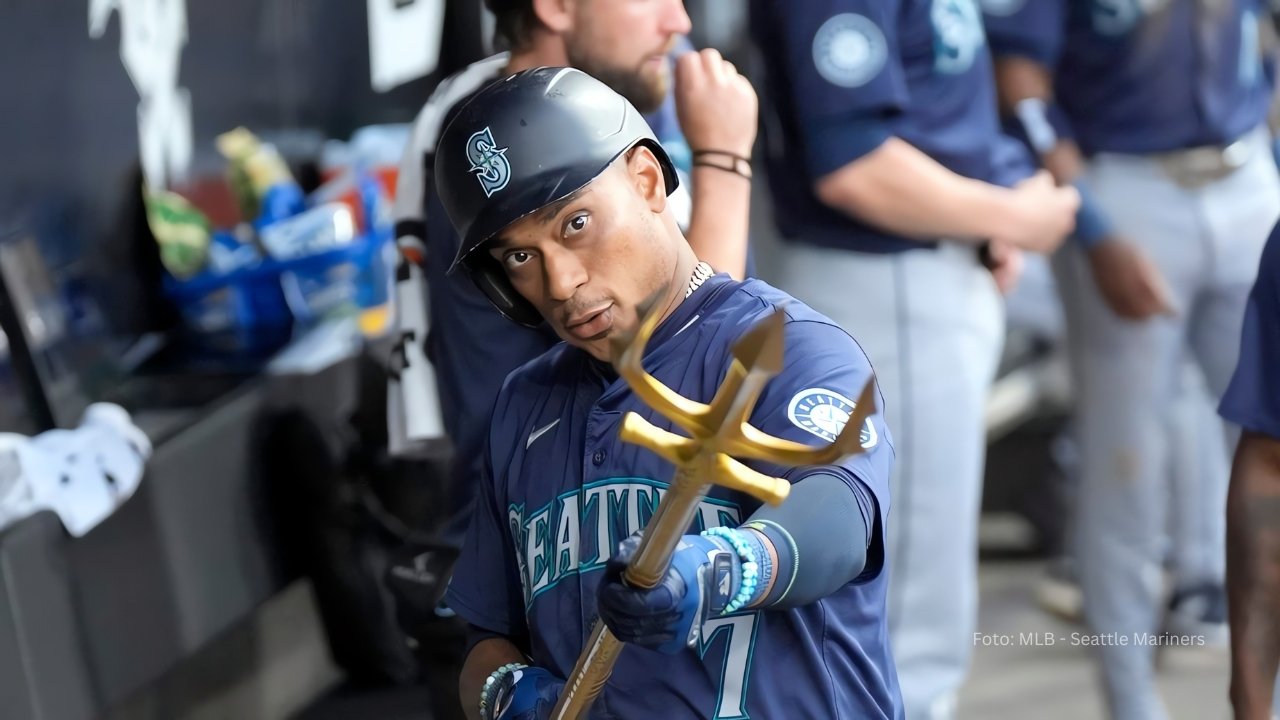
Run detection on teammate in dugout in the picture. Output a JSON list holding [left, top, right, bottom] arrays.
[[386, 0, 757, 554], [747, 2, 1078, 717], [434, 68, 903, 719], [982, 3, 1280, 718], [1220, 220, 1280, 720]]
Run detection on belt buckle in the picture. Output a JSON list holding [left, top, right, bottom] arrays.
[[1158, 139, 1250, 189]]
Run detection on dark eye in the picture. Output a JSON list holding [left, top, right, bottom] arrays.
[[503, 250, 533, 270], [564, 212, 590, 236]]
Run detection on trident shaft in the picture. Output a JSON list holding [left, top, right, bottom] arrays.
[[549, 301, 876, 720]]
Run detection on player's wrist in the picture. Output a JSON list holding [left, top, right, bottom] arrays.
[[482, 665, 564, 720], [739, 519, 799, 607], [1012, 97, 1059, 155], [479, 662, 528, 720], [742, 528, 780, 606], [688, 137, 754, 159], [1070, 178, 1113, 249], [954, 178, 1021, 243], [698, 524, 804, 612], [691, 149, 753, 180], [699, 528, 761, 613]]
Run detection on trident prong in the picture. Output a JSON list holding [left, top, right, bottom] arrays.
[[730, 379, 878, 466], [609, 292, 713, 436], [552, 297, 878, 720]]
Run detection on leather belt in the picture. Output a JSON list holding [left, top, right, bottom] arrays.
[[1154, 137, 1252, 189]]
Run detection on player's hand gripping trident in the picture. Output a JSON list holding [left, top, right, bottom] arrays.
[[549, 301, 876, 720]]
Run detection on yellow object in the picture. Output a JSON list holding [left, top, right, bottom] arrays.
[[216, 127, 295, 221], [143, 188, 211, 279], [358, 304, 392, 338]]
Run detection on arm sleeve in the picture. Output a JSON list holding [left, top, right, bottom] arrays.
[[744, 317, 895, 585], [982, 0, 1067, 67], [768, 0, 909, 178], [444, 455, 530, 637], [1220, 224, 1280, 439], [744, 470, 872, 608]]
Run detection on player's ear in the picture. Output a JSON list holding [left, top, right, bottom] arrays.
[[625, 145, 667, 215], [531, 0, 575, 34]]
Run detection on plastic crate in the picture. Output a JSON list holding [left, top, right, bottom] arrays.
[[163, 168, 393, 337]]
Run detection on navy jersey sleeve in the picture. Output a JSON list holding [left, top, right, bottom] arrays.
[[444, 455, 529, 637], [987, 131, 1038, 188], [766, 0, 908, 178], [746, 318, 894, 579], [982, 0, 1066, 67], [1220, 223, 1280, 438]]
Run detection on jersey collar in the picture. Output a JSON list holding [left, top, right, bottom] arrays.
[[647, 272, 735, 350], [581, 272, 738, 387]]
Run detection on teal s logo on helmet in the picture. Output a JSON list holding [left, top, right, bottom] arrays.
[[466, 126, 511, 197]]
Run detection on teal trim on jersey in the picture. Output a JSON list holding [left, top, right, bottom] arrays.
[[525, 506, 552, 597], [698, 612, 761, 720], [510, 477, 742, 610], [715, 508, 740, 531]]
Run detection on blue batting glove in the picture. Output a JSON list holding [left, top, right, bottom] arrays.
[[491, 666, 563, 720], [596, 531, 748, 654]]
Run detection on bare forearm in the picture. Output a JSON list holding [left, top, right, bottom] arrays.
[[460, 637, 527, 720], [993, 56, 1052, 114], [1226, 432, 1280, 720], [685, 166, 751, 279], [993, 56, 1085, 184], [814, 137, 1014, 245]]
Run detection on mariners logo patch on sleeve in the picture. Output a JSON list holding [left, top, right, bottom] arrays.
[[787, 388, 878, 449], [812, 13, 888, 89]]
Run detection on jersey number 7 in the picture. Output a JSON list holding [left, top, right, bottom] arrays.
[[699, 613, 759, 719]]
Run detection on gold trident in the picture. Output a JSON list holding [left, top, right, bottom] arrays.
[[550, 300, 877, 720]]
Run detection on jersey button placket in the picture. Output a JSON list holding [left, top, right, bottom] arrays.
[[582, 408, 609, 674]]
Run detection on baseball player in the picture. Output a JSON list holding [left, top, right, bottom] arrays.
[[1222, 221, 1280, 720], [977, 0, 1239, 627], [435, 68, 902, 719], [387, 0, 758, 555], [747, 1, 1079, 716], [982, 3, 1280, 717]]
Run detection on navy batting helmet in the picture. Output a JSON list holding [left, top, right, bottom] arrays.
[[434, 67, 679, 327]]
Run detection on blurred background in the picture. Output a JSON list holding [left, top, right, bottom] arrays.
[[0, 1, 1248, 719]]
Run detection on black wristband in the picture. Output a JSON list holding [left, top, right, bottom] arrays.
[[692, 149, 751, 163], [692, 150, 752, 180]]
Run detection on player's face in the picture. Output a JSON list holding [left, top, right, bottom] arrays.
[[488, 150, 680, 361], [564, 0, 691, 113]]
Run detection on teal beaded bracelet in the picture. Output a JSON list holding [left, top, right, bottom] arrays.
[[479, 662, 528, 720], [701, 527, 760, 614]]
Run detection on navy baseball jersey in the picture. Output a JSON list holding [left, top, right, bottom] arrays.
[[983, 0, 1272, 155], [751, 0, 1034, 254], [1220, 221, 1280, 438], [397, 54, 713, 544], [446, 275, 902, 719]]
